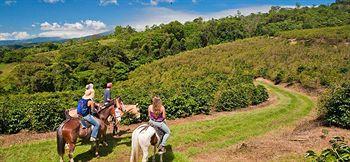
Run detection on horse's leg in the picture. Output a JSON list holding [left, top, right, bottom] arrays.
[[100, 122, 108, 147], [95, 140, 100, 158], [68, 142, 75, 162], [152, 145, 156, 162], [141, 145, 149, 162]]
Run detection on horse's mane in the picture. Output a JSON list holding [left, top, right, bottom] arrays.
[[97, 104, 114, 114]]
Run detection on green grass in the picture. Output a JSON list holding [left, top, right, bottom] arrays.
[[0, 63, 5, 70], [0, 63, 16, 80], [0, 81, 314, 162]]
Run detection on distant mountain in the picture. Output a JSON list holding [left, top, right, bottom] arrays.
[[0, 37, 65, 46], [0, 30, 114, 46]]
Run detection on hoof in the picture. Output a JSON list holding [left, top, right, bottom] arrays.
[[95, 152, 100, 158]]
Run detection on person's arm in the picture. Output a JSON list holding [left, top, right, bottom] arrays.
[[148, 106, 152, 118], [162, 106, 166, 120], [106, 90, 111, 102], [88, 100, 94, 109]]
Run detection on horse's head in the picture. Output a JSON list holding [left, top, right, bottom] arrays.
[[114, 97, 141, 119], [124, 104, 141, 119]]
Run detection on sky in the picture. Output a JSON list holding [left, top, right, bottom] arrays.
[[0, 0, 335, 40]]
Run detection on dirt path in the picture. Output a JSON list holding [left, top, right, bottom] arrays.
[[192, 79, 349, 162], [192, 116, 350, 162]]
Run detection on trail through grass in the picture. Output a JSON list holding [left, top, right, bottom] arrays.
[[0, 80, 314, 162]]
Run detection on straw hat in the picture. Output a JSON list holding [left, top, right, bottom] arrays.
[[85, 83, 94, 90], [82, 89, 95, 100]]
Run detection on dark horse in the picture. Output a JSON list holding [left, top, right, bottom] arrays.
[[57, 99, 117, 162]]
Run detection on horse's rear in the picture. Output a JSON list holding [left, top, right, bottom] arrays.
[[130, 124, 158, 162], [57, 118, 80, 162]]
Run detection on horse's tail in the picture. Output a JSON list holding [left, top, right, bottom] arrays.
[[57, 122, 66, 158], [130, 128, 140, 162]]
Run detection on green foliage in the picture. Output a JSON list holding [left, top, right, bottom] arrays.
[[0, 91, 82, 134], [305, 136, 350, 162], [216, 83, 269, 111], [319, 83, 350, 128], [252, 85, 269, 105], [2, 2, 350, 93]]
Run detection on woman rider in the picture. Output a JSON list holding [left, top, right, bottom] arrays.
[[80, 84, 100, 142], [148, 96, 170, 153]]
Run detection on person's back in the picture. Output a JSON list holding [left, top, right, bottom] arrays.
[[103, 83, 112, 106], [79, 84, 100, 142], [148, 96, 170, 153]]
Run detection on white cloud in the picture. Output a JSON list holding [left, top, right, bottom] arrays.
[[38, 20, 108, 38], [124, 5, 295, 31], [4, 0, 16, 6], [42, 0, 63, 3], [150, 0, 175, 6], [0, 32, 32, 40], [100, 0, 118, 6]]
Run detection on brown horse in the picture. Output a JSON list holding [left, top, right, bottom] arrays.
[[57, 100, 116, 162]]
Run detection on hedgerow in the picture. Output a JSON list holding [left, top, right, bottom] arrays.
[[0, 91, 82, 134], [319, 82, 350, 129]]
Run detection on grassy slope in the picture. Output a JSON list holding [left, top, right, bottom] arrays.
[[0, 63, 17, 81], [0, 80, 314, 162]]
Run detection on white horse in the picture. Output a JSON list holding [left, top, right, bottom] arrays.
[[130, 124, 163, 162]]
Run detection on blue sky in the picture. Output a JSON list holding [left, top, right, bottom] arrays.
[[0, 0, 335, 40]]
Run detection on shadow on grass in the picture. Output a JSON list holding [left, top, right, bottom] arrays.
[[148, 145, 174, 162], [74, 133, 131, 161]]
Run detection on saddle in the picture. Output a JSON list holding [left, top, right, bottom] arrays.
[[148, 122, 165, 145]]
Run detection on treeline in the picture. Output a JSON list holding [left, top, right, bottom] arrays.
[[1, 0, 350, 93]]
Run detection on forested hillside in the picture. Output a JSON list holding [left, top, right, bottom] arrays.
[[0, 1, 350, 134], [0, 1, 350, 93]]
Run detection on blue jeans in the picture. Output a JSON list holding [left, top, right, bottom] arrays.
[[83, 114, 100, 138], [149, 120, 170, 146]]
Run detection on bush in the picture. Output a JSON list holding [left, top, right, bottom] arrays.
[[216, 83, 268, 111], [0, 91, 82, 134], [319, 82, 350, 128], [305, 136, 350, 162], [216, 87, 250, 111], [252, 85, 269, 105]]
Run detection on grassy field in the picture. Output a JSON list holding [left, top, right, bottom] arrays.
[[0, 80, 314, 162], [0, 63, 16, 80]]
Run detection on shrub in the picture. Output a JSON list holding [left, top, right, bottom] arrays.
[[0, 91, 82, 134], [319, 82, 350, 128], [252, 85, 269, 105], [216, 84, 249, 111], [305, 136, 350, 162]]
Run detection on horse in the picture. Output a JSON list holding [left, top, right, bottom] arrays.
[[65, 99, 141, 137], [130, 124, 164, 162], [112, 103, 141, 137], [57, 100, 116, 162]]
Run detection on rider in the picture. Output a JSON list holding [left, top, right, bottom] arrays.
[[115, 96, 125, 122], [148, 96, 170, 153], [78, 84, 100, 142], [103, 82, 113, 107]]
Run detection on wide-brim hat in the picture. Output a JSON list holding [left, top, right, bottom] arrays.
[[82, 89, 95, 100]]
